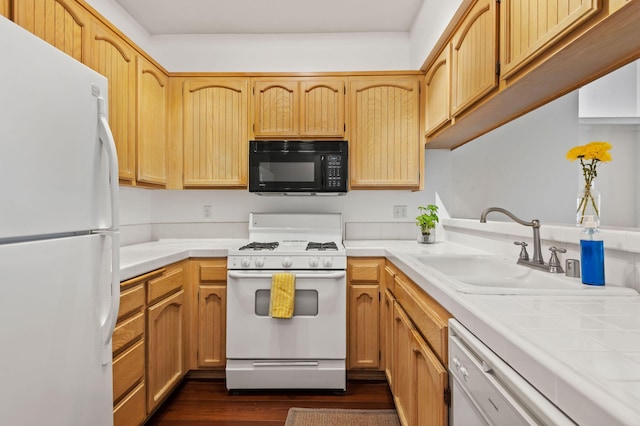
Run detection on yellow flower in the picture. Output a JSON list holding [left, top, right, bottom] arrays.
[[566, 141, 612, 224]]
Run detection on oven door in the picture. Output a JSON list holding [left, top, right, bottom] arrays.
[[226, 270, 346, 360]]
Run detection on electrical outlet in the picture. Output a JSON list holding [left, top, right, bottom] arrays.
[[203, 205, 213, 220], [393, 205, 407, 219]]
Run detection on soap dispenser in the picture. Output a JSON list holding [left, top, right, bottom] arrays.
[[580, 215, 605, 286]]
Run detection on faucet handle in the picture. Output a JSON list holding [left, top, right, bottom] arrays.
[[513, 241, 529, 261], [548, 247, 567, 273]]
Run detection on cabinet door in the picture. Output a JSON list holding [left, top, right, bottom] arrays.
[[198, 285, 226, 368], [147, 289, 184, 412], [451, 0, 498, 116], [348, 284, 379, 369], [300, 78, 345, 137], [424, 46, 451, 136], [183, 78, 249, 187], [382, 288, 395, 388], [349, 78, 421, 189], [253, 80, 299, 137], [88, 21, 137, 181], [500, 0, 600, 79], [13, 0, 89, 62], [410, 328, 449, 426], [0, 0, 9, 18], [136, 56, 167, 186], [392, 302, 413, 426]]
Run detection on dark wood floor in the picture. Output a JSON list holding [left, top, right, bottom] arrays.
[[145, 379, 395, 425]]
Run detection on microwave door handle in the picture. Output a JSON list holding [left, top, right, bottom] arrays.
[[228, 271, 345, 280]]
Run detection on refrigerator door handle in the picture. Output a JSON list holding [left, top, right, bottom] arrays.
[[97, 95, 120, 365], [97, 95, 119, 232]]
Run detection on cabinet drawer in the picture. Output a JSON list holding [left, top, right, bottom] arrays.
[[118, 284, 145, 321], [348, 258, 383, 283], [112, 312, 144, 356], [394, 275, 451, 365], [113, 381, 146, 426], [113, 339, 145, 404], [200, 261, 227, 282], [147, 267, 184, 304]]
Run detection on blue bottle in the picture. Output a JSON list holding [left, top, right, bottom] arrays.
[[580, 215, 605, 286]]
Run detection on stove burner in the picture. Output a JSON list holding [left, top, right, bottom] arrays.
[[306, 242, 339, 251], [239, 242, 279, 251]]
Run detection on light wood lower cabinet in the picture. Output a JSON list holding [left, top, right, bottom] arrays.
[[385, 260, 451, 426], [113, 262, 186, 426], [188, 259, 227, 370], [146, 265, 186, 413], [113, 271, 155, 426], [347, 258, 384, 370]]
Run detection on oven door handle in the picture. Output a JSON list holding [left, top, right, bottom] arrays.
[[253, 361, 320, 367], [228, 271, 346, 280]]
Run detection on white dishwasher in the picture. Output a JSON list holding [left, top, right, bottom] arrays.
[[448, 319, 576, 425]]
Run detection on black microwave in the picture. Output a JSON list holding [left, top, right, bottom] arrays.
[[249, 140, 348, 195]]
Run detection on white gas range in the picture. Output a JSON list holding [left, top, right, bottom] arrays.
[[226, 213, 347, 391]]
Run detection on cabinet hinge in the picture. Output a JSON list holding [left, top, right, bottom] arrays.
[[379, 350, 382, 362], [496, 61, 501, 76], [252, 87, 255, 95], [444, 386, 451, 407], [344, 86, 346, 95], [344, 123, 346, 132], [378, 292, 381, 301]]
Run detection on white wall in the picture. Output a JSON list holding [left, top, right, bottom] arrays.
[[448, 92, 580, 225], [83, 0, 412, 72], [409, 0, 462, 69]]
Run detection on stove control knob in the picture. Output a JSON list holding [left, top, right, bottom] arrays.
[[309, 257, 319, 267], [322, 257, 333, 268], [255, 257, 265, 268], [241, 257, 251, 268], [282, 257, 293, 268]]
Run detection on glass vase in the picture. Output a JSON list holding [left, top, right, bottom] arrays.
[[576, 182, 600, 226]]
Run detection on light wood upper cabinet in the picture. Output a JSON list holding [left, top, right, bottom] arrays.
[[88, 21, 136, 181], [1, 0, 10, 18], [136, 56, 168, 187], [424, 46, 451, 136], [300, 79, 345, 137], [182, 78, 249, 187], [451, 0, 498, 116], [13, 0, 89, 62], [500, 0, 601, 80], [253, 80, 299, 137], [349, 77, 421, 189], [253, 78, 346, 138]]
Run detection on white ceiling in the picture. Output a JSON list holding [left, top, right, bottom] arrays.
[[114, 0, 425, 35]]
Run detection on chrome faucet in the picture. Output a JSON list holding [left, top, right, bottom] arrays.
[[480, 207, 563, 273]]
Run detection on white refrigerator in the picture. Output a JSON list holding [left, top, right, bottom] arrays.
[[0, 17, 120, 426]]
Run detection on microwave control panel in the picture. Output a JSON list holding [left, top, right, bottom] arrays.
[[325, 155, 346, 190]]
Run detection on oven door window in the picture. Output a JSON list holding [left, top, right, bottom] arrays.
[[255, 289, 319, 316]]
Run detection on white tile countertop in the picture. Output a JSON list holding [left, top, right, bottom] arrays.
[[120, 238, 640, 425]]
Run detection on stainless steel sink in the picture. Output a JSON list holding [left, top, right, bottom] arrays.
[[414, 254, 637, 295]]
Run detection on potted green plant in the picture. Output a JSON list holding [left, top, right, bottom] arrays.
[[416, 204, 439, 244]]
